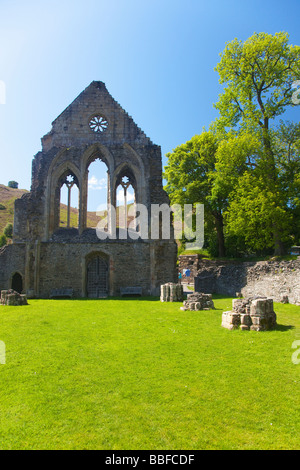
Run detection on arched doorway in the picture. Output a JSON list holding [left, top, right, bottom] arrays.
[[11, 272, 23, 293], [86, 255, 108, 298]]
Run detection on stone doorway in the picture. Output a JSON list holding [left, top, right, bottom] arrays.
[[11, 272, 23, 294], [86, 255, 108, 298]]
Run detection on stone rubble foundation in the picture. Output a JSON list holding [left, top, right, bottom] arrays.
[[181, 292, 215, 311], [0, 289, 28, 306], [222, 297, 277, 331]]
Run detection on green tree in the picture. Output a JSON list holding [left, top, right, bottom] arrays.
[[224, 172, 292, 252], [164, 132, 228, 256], [273, 121, 300, 245], [273, 121, 300, 201], [218, 122, 300, 254], [214, 31, 300, 254], [211, 131, 263, 255]]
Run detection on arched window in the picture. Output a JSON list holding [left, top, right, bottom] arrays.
[[115, 169, 137, 235], [86, 157, 109, 229], [59, 172, 79, 228]]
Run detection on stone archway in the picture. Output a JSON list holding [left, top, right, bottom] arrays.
[[86, 255, 108, 298], [11, 272, 23, 293]]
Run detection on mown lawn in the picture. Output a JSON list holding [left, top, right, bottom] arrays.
[[0, 296, 299, 450]]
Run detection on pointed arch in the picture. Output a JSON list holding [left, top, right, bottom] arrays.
[[47, 160, 81, 235], [81, 143, 115, 174], [11, 271, 23, 293], [78, 144, 116, 231], [82, 249, 111, 297]]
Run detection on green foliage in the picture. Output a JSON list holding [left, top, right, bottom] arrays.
[[3, 223, 13, 239], [181, 247, 211, 258], [164, 129, 276, 257], [164, 132, 227, 257], [214, 32, 300, 133], [224, 173, 292, 251], [164, 132, 218, 206], [211, 131, 262, 205], [7, 181, 18, 189], [0, 233, 7, 247], [164, 31, 300, 258], [210, 31, 300, 255], [0, 204, 6, 210]]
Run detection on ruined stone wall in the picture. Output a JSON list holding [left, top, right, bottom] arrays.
[[178, 254, 202, 280], [1, 81, 178, 298], [0, 244, 26, 291], [195, 258, 300, 305], [241, 260, 300, 305], [30, 240, 176, 298], [41, 81, 151, 151]]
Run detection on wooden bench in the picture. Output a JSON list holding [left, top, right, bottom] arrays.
[[120, 287, 142, 297], [50, 288, 74, 299]]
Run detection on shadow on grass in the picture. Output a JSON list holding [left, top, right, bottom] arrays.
[[61, 296, 161, 302], [275, 323, 295, 332], [212, 293, 234, 300]]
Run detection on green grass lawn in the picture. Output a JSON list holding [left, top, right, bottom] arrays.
[[0, 296, 300, 450]]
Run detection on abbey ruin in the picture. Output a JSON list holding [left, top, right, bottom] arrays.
[[0, 81, 177, 298]]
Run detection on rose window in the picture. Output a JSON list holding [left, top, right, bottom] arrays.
[[89, 115, 108, 133]]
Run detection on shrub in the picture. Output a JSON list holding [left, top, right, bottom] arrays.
[[0, 234, 7, 247], [4, 223, 13, 239], [8, 181, 18, 189]]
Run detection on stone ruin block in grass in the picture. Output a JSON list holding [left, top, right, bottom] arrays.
[[160, 283, 184, 302], [0, 289, 28, 306], [181, 292, 215, 311], [222, 297, 277, 331]]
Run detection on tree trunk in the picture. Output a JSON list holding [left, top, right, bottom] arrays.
[[273, 229, 285, 256], [263, 128, 285, 256], [214, 212, 226, 258]]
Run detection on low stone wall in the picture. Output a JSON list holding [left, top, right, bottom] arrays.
[[195, 258, 300, 305], [1, 289, 28, 306]]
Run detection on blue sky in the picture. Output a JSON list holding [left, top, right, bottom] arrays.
[[0, 0, 299, 210]]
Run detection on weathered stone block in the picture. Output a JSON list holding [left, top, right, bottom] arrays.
[[1, 289, 28, 306], [250, 299, 266, 316], [182, 292, 215, 311], [240, 314, 251, 326], [222, 296, 276, 331], [160, 283, 183, 302], [240, 324, 250, 331]]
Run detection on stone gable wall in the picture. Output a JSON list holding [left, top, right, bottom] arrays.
[[0, 81, 177, 298], [41, 81, 152, 151]]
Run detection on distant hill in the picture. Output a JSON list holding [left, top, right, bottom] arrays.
[[0, 184, 28, 233], [59, 203, 103, 229], [0, 184, 134, 233]]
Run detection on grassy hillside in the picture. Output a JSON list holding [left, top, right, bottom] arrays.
[[0, 184, 28, 234], [59, 203, 103, 229]]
